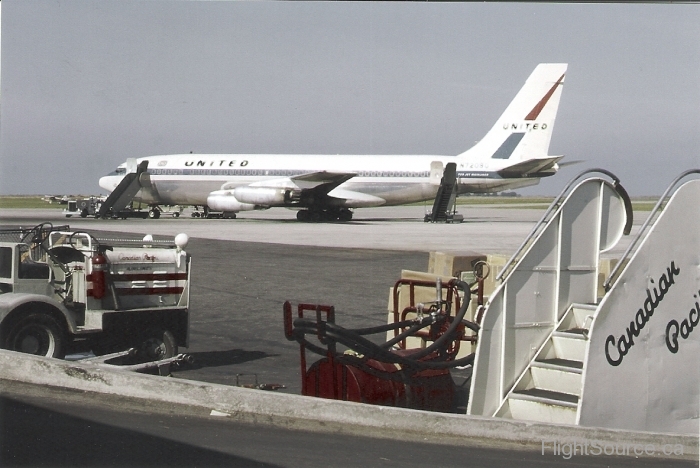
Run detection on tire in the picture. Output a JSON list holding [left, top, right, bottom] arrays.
[[4, 313, 65, 358], [148, 209, 161, 219], [172, 212, 180, 218], [136, 329, 177, 362], [80, 209, 88, 218], [339, 209, 353, 222]]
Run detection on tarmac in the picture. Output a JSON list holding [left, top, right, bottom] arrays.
[[0, 204, 641, 255], [0, 205, 695, 463]]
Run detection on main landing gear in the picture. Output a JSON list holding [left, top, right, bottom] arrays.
[[296, 209, 353, 223]]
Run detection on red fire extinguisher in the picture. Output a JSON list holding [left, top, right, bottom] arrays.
[[90, 251, 108, 299]]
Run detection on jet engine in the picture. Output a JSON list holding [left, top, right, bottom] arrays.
[[206, 190, 257, 212], [233, 187, 288, 205]]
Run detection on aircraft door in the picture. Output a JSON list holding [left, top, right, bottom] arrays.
[[430, 161, 444, 186]]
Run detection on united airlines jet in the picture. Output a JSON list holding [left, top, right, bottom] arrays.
[[99, 63, 568, 221]]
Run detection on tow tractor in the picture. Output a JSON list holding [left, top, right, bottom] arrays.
[[0, 223, 191, 366]]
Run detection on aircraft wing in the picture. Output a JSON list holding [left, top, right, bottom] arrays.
[[288, 171, 356, 192], [219, 171, 371, 208], [222, 171, 356, 192], [497, 156, 564, 178]]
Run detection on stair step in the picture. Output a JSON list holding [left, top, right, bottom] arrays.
[[557, 303, 597, 333], [537, 358, 583, 369], [514, 388, 579, 405], [560, 327, 588, 336], [571, 303, 598, 311], [536, 331, 588, 368], [498, 393, 578, 424], [553, 330, 588, 339], [526, 365, 582, 397]]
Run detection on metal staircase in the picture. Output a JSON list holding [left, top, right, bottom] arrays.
[[97, 159, 150, 218], [425, 163, 462, 223], [467, 169, 633, 422], [468, 168, 700, 435], [495, 302, 596, 424]]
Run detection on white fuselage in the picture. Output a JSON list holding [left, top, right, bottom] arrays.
[[99, 153, 541, 207]]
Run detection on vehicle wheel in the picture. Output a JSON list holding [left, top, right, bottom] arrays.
[[172, 212, 180, 218], [4, 313, 65, 358], [80, 209, 88, 218], [339, 209, 353, 222], [148, 209, 161, 219], [320, 210, 335, 222], [296, 210, 309, 222], [136, 329, 177, 362]]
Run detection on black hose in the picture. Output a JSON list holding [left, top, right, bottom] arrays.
[[287, 279, 478, 372], [293, 317, 419, 336], [402, 280, 471, 360], [351, 320, 423, 335], [381, 321, 433, 350]]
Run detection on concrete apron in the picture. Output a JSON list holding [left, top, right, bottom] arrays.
[[0, 349, 695, 460]]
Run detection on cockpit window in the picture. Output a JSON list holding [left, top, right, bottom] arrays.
[[107, 167, 127, 176]]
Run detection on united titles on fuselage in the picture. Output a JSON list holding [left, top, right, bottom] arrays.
[[156, 159, 251, 168]]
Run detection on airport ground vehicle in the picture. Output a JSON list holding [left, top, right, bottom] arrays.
[[0, 223, 191, 360], [63, 197, 103, 218]]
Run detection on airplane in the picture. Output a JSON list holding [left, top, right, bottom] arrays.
[[99, 63, 568, 222]]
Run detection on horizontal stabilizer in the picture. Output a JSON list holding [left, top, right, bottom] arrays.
[[497, 156, 563, 178], [558, 159, 584, 168]]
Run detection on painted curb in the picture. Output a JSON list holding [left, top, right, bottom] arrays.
[[0, 349, 695, 459]]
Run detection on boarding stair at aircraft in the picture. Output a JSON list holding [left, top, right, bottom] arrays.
[[468, 168, 700, 434], [97, 160, 150, 218], [467, 169, 633, 424], [425, 163, 463, 223]]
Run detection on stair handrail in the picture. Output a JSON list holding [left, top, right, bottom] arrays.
[[497, 168, 632, 282], [602, 168, 700, 292]]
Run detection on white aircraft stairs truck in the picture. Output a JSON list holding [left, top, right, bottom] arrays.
[[467, 168, 700, 435], [425, 163, 463, 224], [97, 159, 151, 219]]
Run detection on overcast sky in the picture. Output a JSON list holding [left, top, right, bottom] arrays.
[[1, 1, 699, 196]]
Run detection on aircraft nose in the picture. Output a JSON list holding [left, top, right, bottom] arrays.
[[99, 175, 119, 192]]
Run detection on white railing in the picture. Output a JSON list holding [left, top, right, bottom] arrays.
[[468, 173, 631, 418]]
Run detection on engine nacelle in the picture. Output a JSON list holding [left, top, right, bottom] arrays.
[[233, 187, 287, 205], [206, 190, 257, 212]]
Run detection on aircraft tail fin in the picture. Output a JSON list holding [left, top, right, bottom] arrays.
[[458, 63, 567, 163]]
